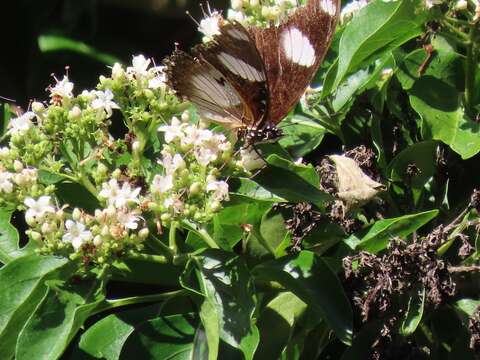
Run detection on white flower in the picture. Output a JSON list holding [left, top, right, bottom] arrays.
[[99, 179, 141, 208], [62, 220, 92, 250], [91, 90, 120, 117], [50, 76, 74, 99], [161, 151, 186, 174], [148, 66, 167, 89], [158, 117, 183, 143], [7, 112, 35, 136], [14, 168, 38, 187], [24, 196, 55, 224], [198, 13, 221, 39], [127, 55, 151, 78], [0, 170, 14, 194], [151, 174, 174, 194], [116, 210, 141, 230], [455, 0, 468, 10], [163, 194, 184, 213], [238, 148, 265, 171], [206, 180, 229, 202], [111, 63, 125, 79]]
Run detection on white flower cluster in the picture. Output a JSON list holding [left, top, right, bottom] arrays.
[[111, 55, 167, 91], [228, 0, 298, 25], [25, 182, 148, 260], [152, 115, 234, 223], [0, 156, 41, 205]]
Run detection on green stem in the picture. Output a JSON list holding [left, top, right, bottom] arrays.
[[93, 289, 189, 315], [78, 173, 98, 198], [445, 16, 470, 27], [150, 235, 175, 259], [126, 252, 170, 264], [441, 20, 470, 41], [465, 27, 477, 115], [198, 227, 219, 249], [169, 221, 179, 254]]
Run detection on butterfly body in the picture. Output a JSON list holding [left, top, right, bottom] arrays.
[[164, 0, 340, 145]]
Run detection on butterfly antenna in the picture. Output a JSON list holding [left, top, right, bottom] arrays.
[[0, 95, 16, 103], [185, 10, 200, 27]]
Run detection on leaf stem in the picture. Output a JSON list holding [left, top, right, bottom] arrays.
[[93, 289, 189, 314], [125, 252, 170, 264], [198, 227, 219, 249], [441, 19, 470, 42], [78, 173, 99, 198], [169, 221, 179, 254]]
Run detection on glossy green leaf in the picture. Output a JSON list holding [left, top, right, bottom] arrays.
[[410, 77, 480, 159], [252, 164, 332, 210], [266, 154, 319, 187], [76, 304, 163, 360], [38, 34, 120, 65], [454, 298, 480, 317], [229, 177, 286, 203], [253, 251, 353, 345], [16, 277, 104, 360], [120, 313, 208, 360], [0, 255, 68, 359], [400, 287, 425, 336], [352, 209, 439, 253], [278, 115, 326, 158], [0, 207, 33, 264], [255, 292, 307, 360], [332, 0, 424, 89], [181, 250, 258, 360], [259, 208, 290, 257]]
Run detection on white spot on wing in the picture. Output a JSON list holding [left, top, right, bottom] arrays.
[[217, 52, 266, 82], [320, 0, 337, 15], [227, 28, 250, 41], [281, 27, 316, 67]]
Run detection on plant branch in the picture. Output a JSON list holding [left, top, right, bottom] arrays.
[[125, 252, 170, 264], [197, 227, 219, 249]]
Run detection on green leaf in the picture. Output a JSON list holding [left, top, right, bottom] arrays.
[[77, 304, 164, 360], [352, 210, 439, 253], [55, 182, 100, 213], [253, 251, 353, 345], [340, 321, 384, 360], [278, 115, 326, 158], [0, 207, 35, 264], [120, 313, 206, 360], [38, 34, 120, 65], [229, 178, 286, 203], [255, 292, 307, 360], [454, 298, 480, 317], [16, 277, 104, 360], [400, 287, 425, 336], [266, 154, 319, 187], [258, 207, 290, 257], [386, 141, 437, 205], [181, 250, 258, 360], [252, 163, 332, 210], [410, 77, 480, 159], [1, 103, 12, 136], [0, 255, 68, 359], [332, 0, 425, 89]]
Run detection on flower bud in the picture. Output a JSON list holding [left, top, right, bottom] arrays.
[[0, 147, 10, 160], [138, 227, 149, 239], [41, 222, 54, 234], [189, 182, 202, 195], [72, 208, 82, 221], [93, 235, 103, 246], [231, 0, 244, 11], [25, 213, 36, 226], [181, 110, 190, 123], [112, 169, 122, 179], [132, 140, 141, 153], [68, 106, 82, 121], [455, 0, 468, 10], [210, 200, 222, 212], [32, 101, 45, 114], [13, 160, 23, 172], [97, 163, 108, 176], [31, 231, 42, 241], [250, 0, 259, 7], [101, 225, 110, 237], [112, 63, 125, 79]]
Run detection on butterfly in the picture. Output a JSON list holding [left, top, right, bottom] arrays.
[[163, 0, 340, 146]]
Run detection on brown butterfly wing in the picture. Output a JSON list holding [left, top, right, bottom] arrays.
[[193, 21, 269, 128], [164, 49, 248, 128], [248, 0, 340, 125]]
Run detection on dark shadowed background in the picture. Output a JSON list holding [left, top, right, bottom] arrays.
[[0, 0, 228, 106]]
